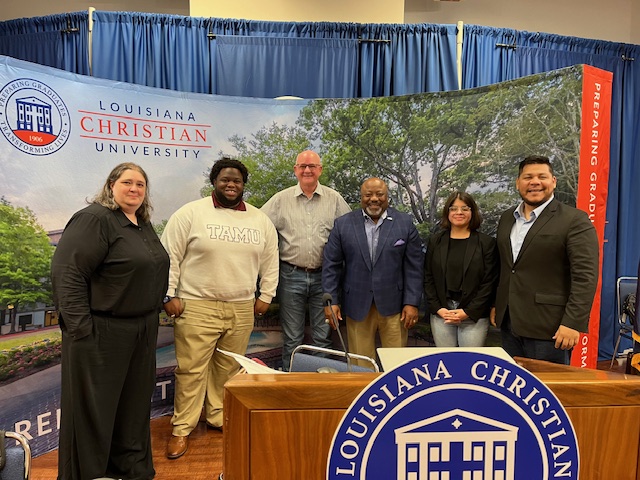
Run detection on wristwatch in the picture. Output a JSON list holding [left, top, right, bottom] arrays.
[[163, 296, 173, 304]]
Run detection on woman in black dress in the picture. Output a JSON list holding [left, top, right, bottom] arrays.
[[52, 162, 169, 480]]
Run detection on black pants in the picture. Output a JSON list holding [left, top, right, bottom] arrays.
[[58, 312, 158, 480], [500, 312, 571, 365]]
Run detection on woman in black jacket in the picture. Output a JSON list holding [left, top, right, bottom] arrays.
[[423, 191, 498, 347]]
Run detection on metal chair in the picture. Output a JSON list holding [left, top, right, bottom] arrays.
[[1, 431, 31, 480], [290, 345, 380, 373], [610, 276, 638, 369]]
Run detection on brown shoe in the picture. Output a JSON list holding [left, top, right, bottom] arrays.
[[166, 435, 188, 459]]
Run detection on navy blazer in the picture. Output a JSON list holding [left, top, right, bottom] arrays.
[[423, 229, 498, 321], [494, 199, 599, 339], [322, 207, 424, 322]]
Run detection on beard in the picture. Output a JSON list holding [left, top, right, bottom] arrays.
[[365, 205, 384, 220], [214, 189, 243, 208], [522, 198, 547, 208]]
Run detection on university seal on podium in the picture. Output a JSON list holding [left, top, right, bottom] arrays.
[[327, 351, 579, 480]]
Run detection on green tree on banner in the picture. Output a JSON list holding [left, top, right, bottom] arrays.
[[200, 123, 311, 208], [483, 68, 583, 206], [0, 198, 54, 332], [219, 66, 583, 238], [297, 67, 583, 234]]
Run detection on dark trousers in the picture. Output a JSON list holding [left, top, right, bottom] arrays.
[[58, 312, 158, 480], [500, 313, 572, 365]]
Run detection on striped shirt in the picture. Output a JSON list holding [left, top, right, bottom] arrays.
[[261, 183, 351, 269]]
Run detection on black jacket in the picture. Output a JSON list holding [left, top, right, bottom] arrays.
[[423, 229, 498, 321]]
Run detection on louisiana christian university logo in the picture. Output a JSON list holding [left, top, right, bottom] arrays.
[[327, 351, 579, 480], [0, 78, 70, 155]]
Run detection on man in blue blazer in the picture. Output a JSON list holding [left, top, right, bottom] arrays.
[[322, 177, 424, 363], [491, 156, 599, 364]]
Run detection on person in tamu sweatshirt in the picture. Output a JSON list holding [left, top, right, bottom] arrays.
[[161, 156, 279, 460]]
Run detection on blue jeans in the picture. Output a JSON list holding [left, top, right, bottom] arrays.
[[278, 262, 331, 371], [430, 314, 489, 347], [500, 316, 572, 365]]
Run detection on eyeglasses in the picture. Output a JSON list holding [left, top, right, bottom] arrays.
[[449, 206, 471, 213], [295, 164, 320, 170]]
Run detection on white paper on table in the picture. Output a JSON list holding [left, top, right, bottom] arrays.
[[218, 349, 286, 374]]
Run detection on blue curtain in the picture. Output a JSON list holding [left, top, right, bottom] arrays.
[[0, 31, 62, 69], [90, 13, 458, 97], [0, 12, 89, 74], [215, 36, 358, 98], [357, 23, 458, 96], [462, 25, 519, 87], [92, 12, 213, 93], [463, 25, 640, 359]]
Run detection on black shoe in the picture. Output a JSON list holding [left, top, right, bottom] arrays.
[[206, 423, 223, 432]]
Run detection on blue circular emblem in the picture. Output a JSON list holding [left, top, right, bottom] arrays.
[[327, 351, 579, 480], [0, 78, 70, 156]]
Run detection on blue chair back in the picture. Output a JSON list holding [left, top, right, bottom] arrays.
[[290, 345, 379, 373]]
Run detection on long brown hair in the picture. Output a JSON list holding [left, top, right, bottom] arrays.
[[91, 162, 153, 223]]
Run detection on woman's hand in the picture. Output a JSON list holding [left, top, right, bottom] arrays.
[[442, 309, 468, 324]]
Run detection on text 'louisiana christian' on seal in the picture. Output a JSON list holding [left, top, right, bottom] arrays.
[[327, 351, 579, 480]]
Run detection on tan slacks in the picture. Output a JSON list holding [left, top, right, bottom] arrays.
[[346, 303, 408, 367], [171, 298, 254, 436]]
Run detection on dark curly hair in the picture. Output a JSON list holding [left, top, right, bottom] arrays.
[[209, 156, 249, 185]]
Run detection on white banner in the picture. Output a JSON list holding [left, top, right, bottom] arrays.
[[0, 55, 307, 231]]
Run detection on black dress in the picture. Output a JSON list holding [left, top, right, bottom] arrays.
[[51, 204, 169, 480]]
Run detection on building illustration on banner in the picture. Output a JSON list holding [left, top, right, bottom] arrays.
[[395, 409, 518, 480], [16, 96, 54, 137]]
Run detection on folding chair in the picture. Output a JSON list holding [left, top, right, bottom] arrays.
[[290, 345, 380, 373], [610, 276, 638, 369], [1, 431, 31, 480]]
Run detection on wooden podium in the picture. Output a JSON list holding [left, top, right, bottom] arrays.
[[223, 359, 640, 480]]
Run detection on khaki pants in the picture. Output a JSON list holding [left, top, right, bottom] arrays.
[[346, 304, 407, 367], [171, 298, 254, 436]]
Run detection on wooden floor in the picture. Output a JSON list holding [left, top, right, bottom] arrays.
[[30, 415, 223, 480], [30, 356, 636, 479]]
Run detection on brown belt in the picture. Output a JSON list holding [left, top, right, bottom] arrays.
[[282, 261, 322, 273]]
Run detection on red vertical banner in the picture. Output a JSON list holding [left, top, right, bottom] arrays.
[[571, 65, 613, 368]]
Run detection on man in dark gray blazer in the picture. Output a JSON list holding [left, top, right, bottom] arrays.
[[491, 155, 599, 364], [322, 177, 424, 364]]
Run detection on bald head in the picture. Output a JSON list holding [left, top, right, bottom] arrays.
[[360, 177, 389, 222], [296, 150, 321, 165]]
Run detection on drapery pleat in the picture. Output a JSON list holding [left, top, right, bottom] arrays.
[[91, 13, 458, 97], [215, 36, 358, 98], [358, 23, 458, 97], [92, 12, 213, 93], [0, 11, 89, 74], [0, 31, 63, 69], [462, 25, 518, 87]]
